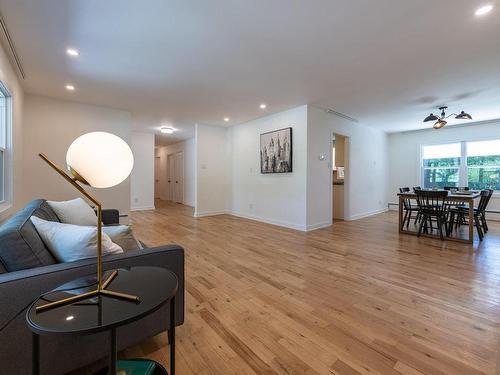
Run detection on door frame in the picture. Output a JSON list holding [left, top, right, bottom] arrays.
[[330, 131, 350, 223]]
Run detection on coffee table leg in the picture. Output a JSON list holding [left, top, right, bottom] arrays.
[[110, 328, 117, 375], [33, 332, 39, 375], [170, 296, 176, 375]]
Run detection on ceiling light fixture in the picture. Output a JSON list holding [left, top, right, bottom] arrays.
[[160, 127, 174, 134], [66, 48, 80, 57], [260, 103, 267, 109], [423, 106, 473, 129], [65, 84, 75, 91], [475, 4, 493, 16], [224, 117, 230, 122]]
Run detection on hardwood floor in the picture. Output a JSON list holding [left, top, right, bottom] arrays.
[[123, 201, 500, 375]]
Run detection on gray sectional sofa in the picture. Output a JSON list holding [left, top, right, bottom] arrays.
[[0, 199, 184, 375]]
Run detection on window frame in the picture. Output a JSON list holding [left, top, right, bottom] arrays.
[[420, 139, 500, 193], [0, 81, 12, 213]]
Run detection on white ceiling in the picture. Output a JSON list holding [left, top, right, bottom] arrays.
[[1, 0, 500, 140]]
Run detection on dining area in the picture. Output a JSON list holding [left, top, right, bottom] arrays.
[[398, 187, 494, 244]]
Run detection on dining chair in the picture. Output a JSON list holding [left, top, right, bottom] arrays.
[[399, 187, 419, 229], [480, 189, 493, 233], [448, 190, 491, 241], [415, 190, 449, 240]]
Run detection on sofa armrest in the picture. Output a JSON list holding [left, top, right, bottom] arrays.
[[0, 245, 184, 330]]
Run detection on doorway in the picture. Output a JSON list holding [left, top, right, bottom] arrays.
[[332, 133, 348, 222], [154, 156, 161, 199], [167, 151, 184, 203]]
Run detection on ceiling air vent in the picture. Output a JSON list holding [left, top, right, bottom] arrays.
[[0, 12, 25, 79], [325, 108, 358, 123]]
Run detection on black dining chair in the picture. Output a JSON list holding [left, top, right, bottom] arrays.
[[399, 187, 419, 229], [412, 186, 421, 193], [448, 190, 492, 241], [415, 190, 449, 240], [482, 189, 494, 233]]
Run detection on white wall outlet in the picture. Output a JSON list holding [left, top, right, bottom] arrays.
[[249, 203, 253, 209], [134, 198, 139, 203]]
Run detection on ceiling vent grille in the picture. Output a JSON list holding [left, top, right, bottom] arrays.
[[325, 108, 358, 123], [0, 12, 25, 79]]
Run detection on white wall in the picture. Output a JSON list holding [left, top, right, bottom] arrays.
[[156, 138, 196, 207], [195, 124, 231, 216], [307, 106, 389, 224], [228, 106, 308, 229], [130, 132, 155, 211], [184, 138, 196, 207], [0, 40, 24, 220], [388, 120, 500, 219], [22, 95, 132, 215]]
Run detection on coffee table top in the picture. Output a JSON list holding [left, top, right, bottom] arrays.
[[27, 266, 178, 336]]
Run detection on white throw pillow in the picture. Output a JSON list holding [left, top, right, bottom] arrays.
[[30, 216, 123, 263], [47, 198, 97, 226]]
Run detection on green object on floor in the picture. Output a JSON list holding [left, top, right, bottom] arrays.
[[110, 360, 156, 375]]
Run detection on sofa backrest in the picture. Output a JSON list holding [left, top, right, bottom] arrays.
[[0, 199, 59, 273]]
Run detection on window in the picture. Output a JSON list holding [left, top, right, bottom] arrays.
[[467, 140, 500, 190], [422, 143, 461, 189], [0, 82, 11, 205], [422, 140, 500, 191]]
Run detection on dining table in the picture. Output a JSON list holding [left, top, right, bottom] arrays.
[[397, 190, 481, 244]]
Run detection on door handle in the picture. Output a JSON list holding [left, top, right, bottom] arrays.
[[176, 181, 178, 183], [168, 180, 171, 183]]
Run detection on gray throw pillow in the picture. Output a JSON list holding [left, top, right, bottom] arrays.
[[102, 225, 143, 251], [47, 198, 97, 226]]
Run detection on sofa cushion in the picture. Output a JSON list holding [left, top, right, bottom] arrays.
[[0, 199, 58, 272]]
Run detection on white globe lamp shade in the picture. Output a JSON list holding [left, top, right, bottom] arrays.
[[66, 132, 134, 188]]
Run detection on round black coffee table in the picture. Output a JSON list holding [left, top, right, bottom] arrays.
[[26, 266, 178, 375]]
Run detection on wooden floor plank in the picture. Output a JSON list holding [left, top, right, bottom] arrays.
[[74, 200, 500, 374]]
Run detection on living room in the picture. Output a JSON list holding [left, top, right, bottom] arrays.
[[1, 1, 500, 375]]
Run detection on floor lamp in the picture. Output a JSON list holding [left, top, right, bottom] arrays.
[[36, 132, 139, 312]]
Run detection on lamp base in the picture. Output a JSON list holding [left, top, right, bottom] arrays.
[[35, 270, 140, 313]]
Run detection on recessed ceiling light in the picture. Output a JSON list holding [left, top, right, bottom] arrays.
[[66, 48, 80, 57], [475, 4, 493, 16], [66, 315, 74, 321], [160, 127, 174, 134], [224, 117, 230, 122], [65, 84, 75, 91], [260, 103, 267, 109]]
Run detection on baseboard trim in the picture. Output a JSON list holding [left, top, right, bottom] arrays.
[[346, 207, 388, 221], [229, 211, 307, 231], [130, 205, 156, 212], [306, 221, 332, 231], [194, 210, 229, 218]]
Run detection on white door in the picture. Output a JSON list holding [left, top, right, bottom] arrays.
[[154, 157, 160, 199], [174, 152, 184, 203], [167, 154, 175, 201]]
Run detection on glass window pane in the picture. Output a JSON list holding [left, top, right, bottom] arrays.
[[467, 140, 500, 157], [423, 157, 460, 168], [467, 155, 500, 167], [423, 143, 461, 159], [468, 167, 500, 190], [0, 150, 3, 201], [423, 168, 459, 189]]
